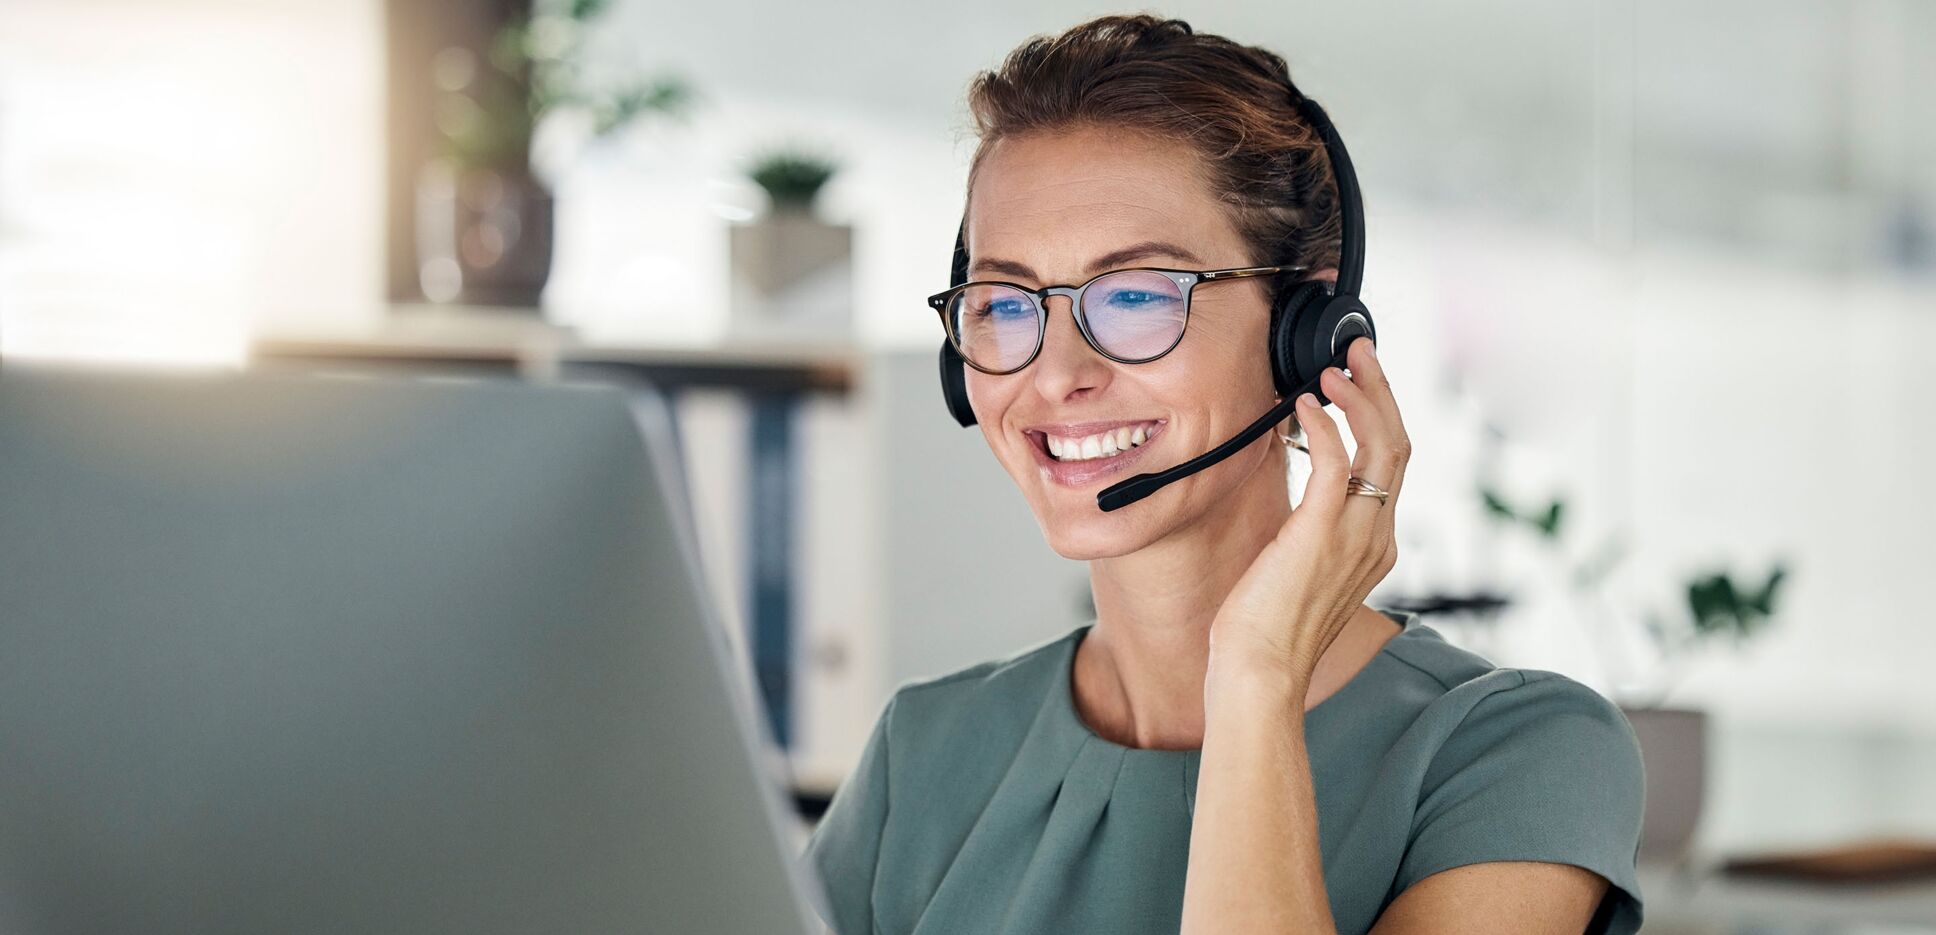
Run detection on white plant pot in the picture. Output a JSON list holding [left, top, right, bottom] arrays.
[[727, 209, 852, 343], [1618, 704, 1708, 864]]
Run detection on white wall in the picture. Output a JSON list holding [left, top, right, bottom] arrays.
[[0, 0, 386, 361]]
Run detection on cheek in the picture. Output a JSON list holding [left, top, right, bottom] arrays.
[[964, 372, 1025, 457], [1167, 313, 1275, 407], [962, 370, 1010, 425]]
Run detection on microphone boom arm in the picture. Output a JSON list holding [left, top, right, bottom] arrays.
[[1096, 367, 1327, 513]]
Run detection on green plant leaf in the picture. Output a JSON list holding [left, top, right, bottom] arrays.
[[1745, 563, 1788, 616], [1479, 486, 1517, 523], [1534, 499, 1565, 539], [1680, 562, 1788, 643], [747, 149, 839, 208]]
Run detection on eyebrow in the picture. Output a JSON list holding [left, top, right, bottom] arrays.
[[970, 240, 1206, 281]]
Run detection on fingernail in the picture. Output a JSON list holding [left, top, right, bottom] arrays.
[[1366, 341, 1377, 358], [1299, 393, 1318, 408]]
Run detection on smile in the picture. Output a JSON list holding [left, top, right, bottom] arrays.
[[1042, 421, 1161, 461], [1023, 419, 1167, 486]]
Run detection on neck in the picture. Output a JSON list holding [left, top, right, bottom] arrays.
[[1077, 441, 1293, 749]]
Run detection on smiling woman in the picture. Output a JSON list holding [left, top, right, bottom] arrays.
[[806, 14, 1645, 935]]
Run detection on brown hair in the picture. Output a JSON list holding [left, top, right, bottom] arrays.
[[964, 14, 1342, 298]]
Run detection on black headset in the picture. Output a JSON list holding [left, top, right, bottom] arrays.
[[938, 92, 1375, 512]]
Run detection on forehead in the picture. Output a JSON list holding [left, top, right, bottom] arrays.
[[964, 126, 1241, 276]]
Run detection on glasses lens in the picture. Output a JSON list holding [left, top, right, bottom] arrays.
[[1082, 270, 1188, 361], [949, 284, 1040, 372]]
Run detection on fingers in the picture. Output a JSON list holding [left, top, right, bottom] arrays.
[[1345, 336, 1402, 428], [1294, 384, 1398, 585], [1318, 366, 1397, 492], [1294, 391, 1349, 524], [1320, 337, 1412, 499], [1313, 338, 1408, 583], [1348, 337, 1410, 496]]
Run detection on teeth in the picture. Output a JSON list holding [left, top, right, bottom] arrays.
[[1044, 422, 1160, 462]]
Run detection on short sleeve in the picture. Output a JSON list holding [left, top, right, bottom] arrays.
[[803, 693, 896, 935], [1395, 671, 1646, 935]]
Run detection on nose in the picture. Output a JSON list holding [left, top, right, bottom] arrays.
[[1030, 293, 1114, 404]]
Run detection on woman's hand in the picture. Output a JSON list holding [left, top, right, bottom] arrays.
[[1206, 335, 1412, 686]]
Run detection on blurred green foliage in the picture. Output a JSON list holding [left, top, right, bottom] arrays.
[[1479, 485, 1565, 540], [1673, 563, 1788, 643], [745, 150, 840, 211], [1478, 483, 1790, 652], [438, 0, 692, 172]]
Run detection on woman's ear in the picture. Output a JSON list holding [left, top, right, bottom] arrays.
[[1308, 266, 1340, 285]]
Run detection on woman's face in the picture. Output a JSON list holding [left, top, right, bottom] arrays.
[[962, 125, 1291, 560]]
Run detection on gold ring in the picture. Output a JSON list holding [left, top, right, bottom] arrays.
[[1346, 475, 1391, 504]]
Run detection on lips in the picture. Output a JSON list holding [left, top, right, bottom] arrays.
[[1022, 420, 1167, 487]]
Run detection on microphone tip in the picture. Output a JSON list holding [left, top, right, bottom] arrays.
[[1096, 483, 1150, 513]]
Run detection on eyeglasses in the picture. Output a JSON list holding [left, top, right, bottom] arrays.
[[926, 264, 1302, 375]]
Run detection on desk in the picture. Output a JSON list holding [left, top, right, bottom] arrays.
[[1636, 859, 1936, 933], [253, 307, 856, 392]]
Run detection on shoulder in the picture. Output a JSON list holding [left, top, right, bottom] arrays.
[[1427, 666, 1645, 798], [1374, 626, 1647, 932], [1363, 613, 1644, 813], [1373, 611, 1517, 702], [1376, 613, 1639, 755]]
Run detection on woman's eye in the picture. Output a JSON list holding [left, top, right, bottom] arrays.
[[1101, 290, 1172, 309], [977, 298, 1032, 319]]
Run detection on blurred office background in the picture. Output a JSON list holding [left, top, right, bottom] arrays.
[[3, 1, 1934, 930]]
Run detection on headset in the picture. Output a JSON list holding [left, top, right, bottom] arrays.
[[937, 91, 1376, 512]]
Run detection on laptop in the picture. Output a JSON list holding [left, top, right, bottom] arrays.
[[0, 366, 824, 934]]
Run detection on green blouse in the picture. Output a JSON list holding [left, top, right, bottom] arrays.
[[803, 609, 1645, 934]]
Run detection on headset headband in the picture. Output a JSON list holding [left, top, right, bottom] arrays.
[[1290, 95, 1364, 297]]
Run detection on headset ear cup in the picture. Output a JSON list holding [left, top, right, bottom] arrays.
[[1269, 282, 1329, 397], [1293, 294, 1377, 407], [938, 341, 978, 427]]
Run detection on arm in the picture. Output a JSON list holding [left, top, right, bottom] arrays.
[[1181, 658, 1336, 933], [1369, 862, 1610, 934], [1177, 338, 1633, 935], [1180, 340, 1631, 934], [1180, 336, 1403, 934]]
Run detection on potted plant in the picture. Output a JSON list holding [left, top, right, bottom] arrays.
[[418, 0, 691, 308], [1620, 562, 1787, 864], [1479, 483, 1790, 866], [727, 147, 851, 341]]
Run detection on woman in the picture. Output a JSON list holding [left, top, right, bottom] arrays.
[[806, 14, 1645, 935]]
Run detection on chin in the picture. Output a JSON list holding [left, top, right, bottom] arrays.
[[1020, 477, 1188, 560], [1036, 511, 1157, 561], [1014, 427, 1177, 561]]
